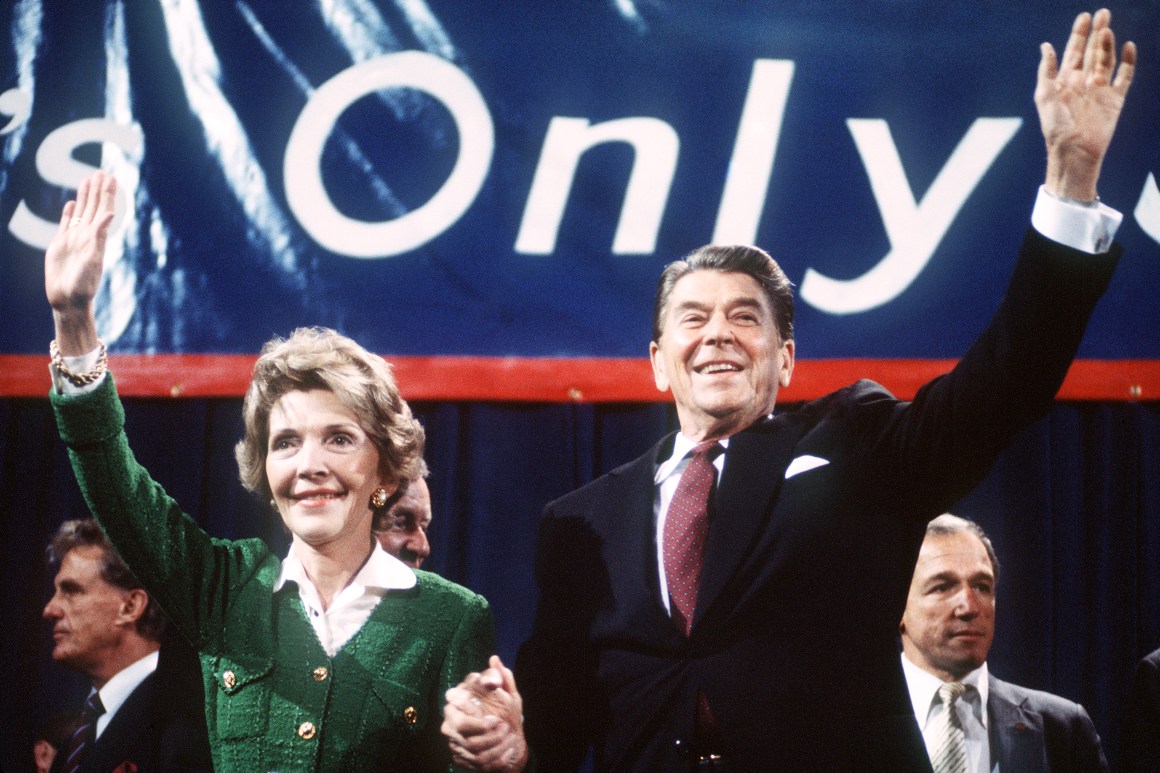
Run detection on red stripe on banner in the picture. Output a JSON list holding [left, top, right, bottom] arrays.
[[1, 355, 1158, 402]]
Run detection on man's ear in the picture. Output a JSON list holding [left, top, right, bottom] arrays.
[[778, 339, 795, 388], [649, 340, 670, 393], [117, 588, 149, 627]]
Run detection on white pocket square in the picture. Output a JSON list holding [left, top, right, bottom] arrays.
[[785, 455, 830, 479]]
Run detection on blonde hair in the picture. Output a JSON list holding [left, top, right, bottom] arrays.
[[235, 327, 425, 499]]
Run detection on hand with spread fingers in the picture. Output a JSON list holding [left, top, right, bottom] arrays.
[[442, 655, 529, 772], [44, 170, 118, 356], [1035, 8, 1136, 201]]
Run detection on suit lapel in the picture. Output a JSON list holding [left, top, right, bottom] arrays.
[[694, 413, 801, 632], [83, 672, 158, 773], [988, 678, 1047, 773], [611, 434, 685, 637]]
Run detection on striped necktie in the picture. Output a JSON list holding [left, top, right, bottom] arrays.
[[930, 681, 968, 773], [62, 690, 105, 773]]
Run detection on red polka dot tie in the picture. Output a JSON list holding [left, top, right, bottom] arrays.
[[663, 440, 722, 636]]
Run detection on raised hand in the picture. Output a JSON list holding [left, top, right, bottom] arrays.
[[44, 171, 117, 355], [1035, 8, 1136, 201], [442, 655, 529, 772]]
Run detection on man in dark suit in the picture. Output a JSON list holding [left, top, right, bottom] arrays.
[[900, 514, 1108, 772], [441, 9, 1136, 772], [1124, 646, 1160, 772], [43, 519, 211, 773]]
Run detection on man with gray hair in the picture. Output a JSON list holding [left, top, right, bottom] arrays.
[[42, 518, 210, 773], [899, 514, 1108, 772]]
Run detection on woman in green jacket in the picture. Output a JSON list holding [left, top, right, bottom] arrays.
[[45, 171, 495, 771]]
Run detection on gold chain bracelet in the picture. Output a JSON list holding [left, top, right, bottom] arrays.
[[49, 339, 108, 387]]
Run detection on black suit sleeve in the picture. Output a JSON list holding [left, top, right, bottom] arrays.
[[516, 501, 604, 772], [866, 228, 1121, 515], [1125, 651, 1160, 772]]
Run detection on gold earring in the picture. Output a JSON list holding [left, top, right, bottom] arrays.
[[370, 487, 390, 509]]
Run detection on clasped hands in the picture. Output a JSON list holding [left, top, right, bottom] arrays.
[[443, 655, 529, 772]]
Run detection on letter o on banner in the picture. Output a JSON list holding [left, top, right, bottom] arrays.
[[284, 51, 494, 258]]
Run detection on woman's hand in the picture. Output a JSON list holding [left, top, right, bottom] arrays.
[[443, 655, 529, 772], [45, 171, 117, 355]]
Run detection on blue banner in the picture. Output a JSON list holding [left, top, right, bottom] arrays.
[[2, 1, 1158, 363]]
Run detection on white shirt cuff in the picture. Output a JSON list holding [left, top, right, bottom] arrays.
[[49, 346, 107, 395], [1030, 185, 1121, 254]]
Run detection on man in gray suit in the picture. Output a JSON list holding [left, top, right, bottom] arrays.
[[900, 514, 1108, 772]]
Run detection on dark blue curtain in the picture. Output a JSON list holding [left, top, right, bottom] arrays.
[[1, 394, 1157, 771]]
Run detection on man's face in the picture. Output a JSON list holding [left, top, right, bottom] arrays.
[[374, 477, 432, 569], [900, 531, 996, 681], [650, 270, 794, 440], [42, 546, 132, 678]]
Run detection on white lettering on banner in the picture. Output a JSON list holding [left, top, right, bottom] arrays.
[[799, 117, 1022, 314], [515, 116, 679, 255], [6, 59, 1084, 316], [712, 59, 795, 245], [0, 88, 31, 134], [1135, 172, 1160, 244], [8, 117, 142, 249], [283, 50, 494, 258]]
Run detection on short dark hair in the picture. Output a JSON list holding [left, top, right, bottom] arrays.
[[926, 513, 1001, 586], [46, 519, 168, 641], [652, 244, 795, 344]]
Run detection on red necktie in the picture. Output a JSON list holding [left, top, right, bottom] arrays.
[[663, 440, 721, 636]]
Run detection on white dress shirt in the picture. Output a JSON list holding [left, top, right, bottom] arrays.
[[901, 653, 993, 773], [273, 540, 416, 656], [93, 649, 159, 739]]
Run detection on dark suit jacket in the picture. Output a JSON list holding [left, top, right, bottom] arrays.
[[1124, 647, 1160, 772], [988, 676, 1109, 773], [516, 229, 1121, 772], [50, 642, 212, 773]]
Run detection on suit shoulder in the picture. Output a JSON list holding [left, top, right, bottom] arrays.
[[748, 379, 900, 445], [545, 440, 662, 512], [799, 378, 897, 416], [991, 677, 1091, 719]]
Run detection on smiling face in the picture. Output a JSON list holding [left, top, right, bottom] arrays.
[[42, 546, 133, 679], [650, 270, 794, 441], [265, 388, 392, 555], [374, 477, 432, 569], [900, 530, 996, 681]]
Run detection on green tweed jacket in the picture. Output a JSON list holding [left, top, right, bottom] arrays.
[[52, 376, 495, 771]]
